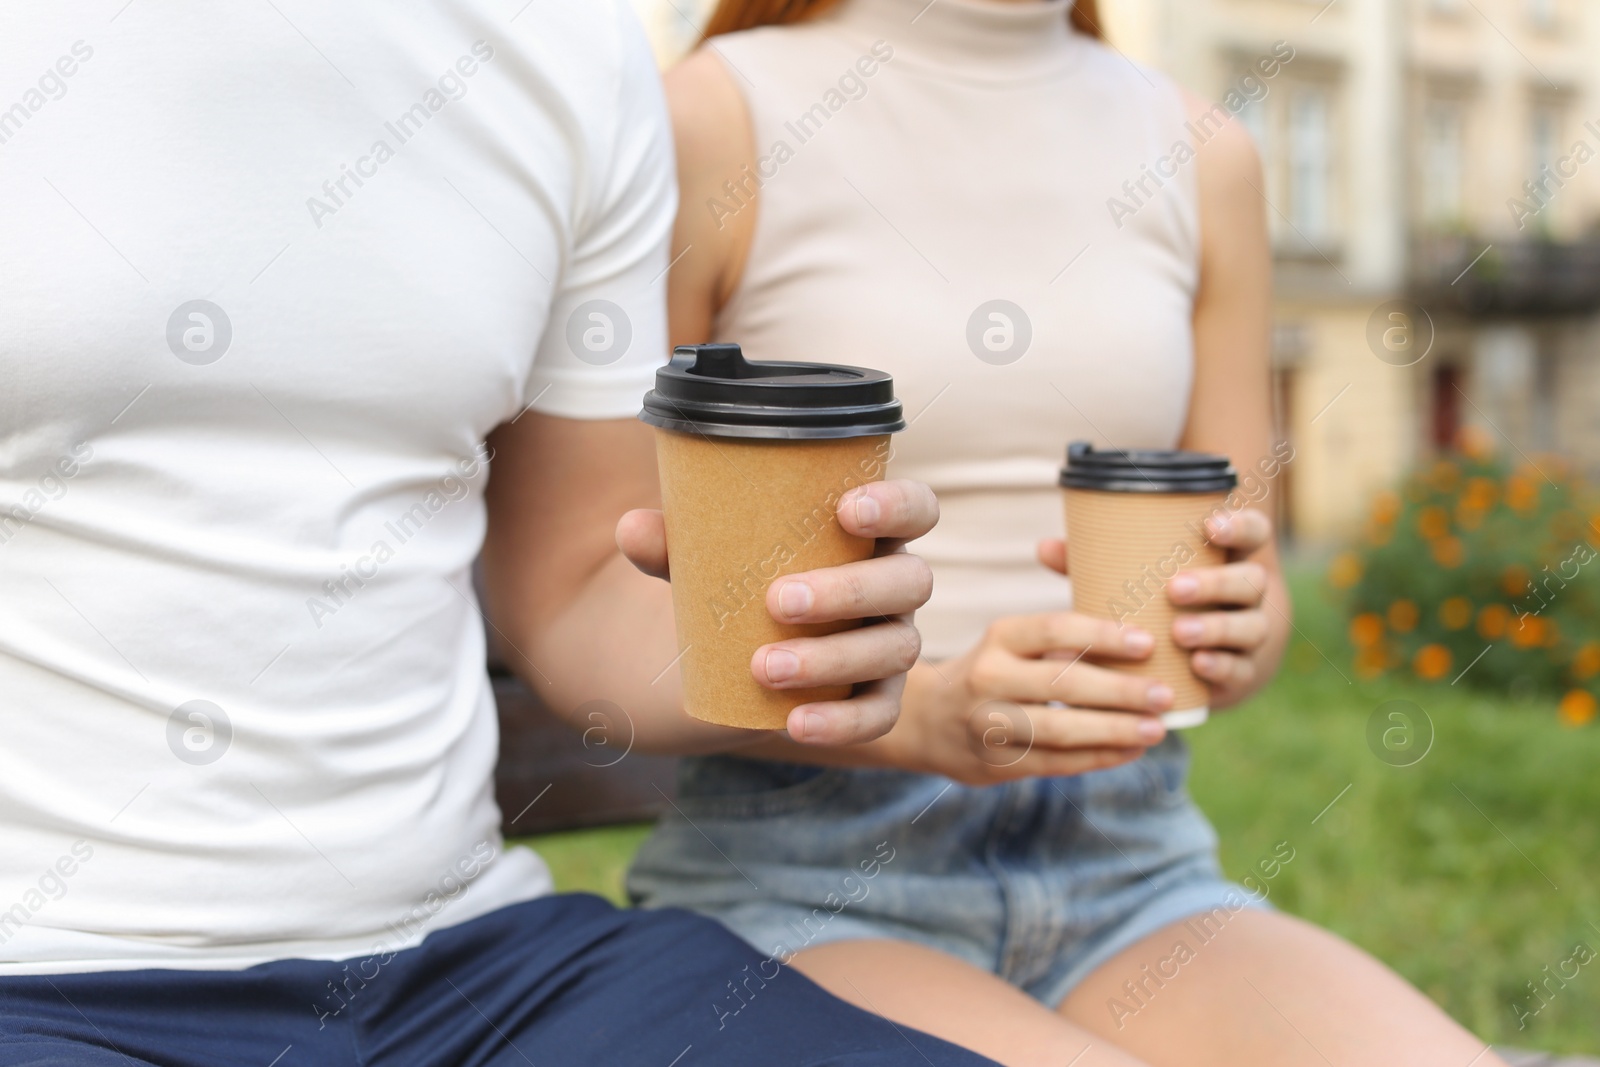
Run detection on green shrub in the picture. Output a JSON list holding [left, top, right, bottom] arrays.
[[1327, 440, 1600, 726]]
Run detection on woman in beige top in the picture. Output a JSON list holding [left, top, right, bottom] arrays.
[[628, 1, 1507, 1064]]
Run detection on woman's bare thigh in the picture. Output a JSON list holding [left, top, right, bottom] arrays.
[[792, 939, 1152, 1067], [1057, 908, 1508, 1067]]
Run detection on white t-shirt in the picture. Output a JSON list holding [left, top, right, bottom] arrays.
[[0, 0, 673, 974]]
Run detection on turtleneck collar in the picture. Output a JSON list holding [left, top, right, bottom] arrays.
[[822, 0, 1082, 81]]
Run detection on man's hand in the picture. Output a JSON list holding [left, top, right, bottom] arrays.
[[618, 479, 938, 746]]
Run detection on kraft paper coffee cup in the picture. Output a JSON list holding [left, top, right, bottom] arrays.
[[1060, 442, 1239, 729], [640, 343, 906, 730]]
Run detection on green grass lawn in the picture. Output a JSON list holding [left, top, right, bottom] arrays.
[[517, 566, 1600, 1054], [1188, 567, 1600, 1053], [515, 822, 650, 906]]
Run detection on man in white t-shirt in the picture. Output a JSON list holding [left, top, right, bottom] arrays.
[[0, 4, 991, 1064]]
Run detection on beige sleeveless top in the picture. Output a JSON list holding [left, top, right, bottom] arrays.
[[709, 0, 1200, 659]]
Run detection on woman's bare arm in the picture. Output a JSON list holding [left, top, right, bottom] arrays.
[[1174, 90, 1292, 706], [663, 48, 758, 347]]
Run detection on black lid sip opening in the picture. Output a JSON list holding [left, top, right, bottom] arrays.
[[1060, 441, 1238, 493], [639, 343, 906, 440]]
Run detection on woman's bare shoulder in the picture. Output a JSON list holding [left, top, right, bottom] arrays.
[[662, 46, 760, 339], [1179, 88, 1263, 186], [664, 47, 756, 180], [1172, 85, 1270, 297]]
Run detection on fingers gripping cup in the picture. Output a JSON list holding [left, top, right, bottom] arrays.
[[1060, 442, 1239, 730], [640, 344, 906, 730]]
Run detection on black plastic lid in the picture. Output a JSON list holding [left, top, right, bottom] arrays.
[[1059, 441, 1238, 493], [639, 343, 906, 440]]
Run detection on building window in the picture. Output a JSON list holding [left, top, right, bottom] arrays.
[[1532, 340, 1558, 451], [1287, 86, 1334, 241], [1421, 101, 1464, 226], [1530, 102, 1563, 177], [1237, 96, 1269, 155]]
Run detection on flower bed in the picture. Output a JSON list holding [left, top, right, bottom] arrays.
[[1329, 434, 1600, 726]]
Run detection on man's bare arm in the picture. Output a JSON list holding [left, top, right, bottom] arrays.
[[480, 412, 937, 753]]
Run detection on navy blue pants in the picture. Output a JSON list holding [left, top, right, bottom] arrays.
[[0, 894, 995, 1066]]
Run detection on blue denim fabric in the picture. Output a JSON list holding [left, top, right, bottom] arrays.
[[629, 735, 1264, 1008]]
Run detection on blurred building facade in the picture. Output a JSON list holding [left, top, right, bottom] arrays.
[[1104, 0, 1600, 541], [634, 0, 1600, 542]]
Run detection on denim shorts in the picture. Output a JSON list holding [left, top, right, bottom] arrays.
[[628, 735, 1263, 1008]]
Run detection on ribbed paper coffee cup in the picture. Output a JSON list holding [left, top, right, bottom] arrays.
[[1060, 442, 1238, 729], [641, 344, 905, 730]]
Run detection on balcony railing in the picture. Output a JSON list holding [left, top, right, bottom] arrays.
[[1410, 234, 1600, 317]]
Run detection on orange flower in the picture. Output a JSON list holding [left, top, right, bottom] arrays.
[[1558, 689, 1597, 727], [1430, 536, 1466, 568], [1477, 604, 1510, 640], [1370, 491, 1401, 526], [1510, 614, 1546, 649], [1572, 642, 1600, 680], [1455, 503, 1485, 531], [1505, 475, 1539, 513], [1500, 564, 1531, 599], [1349, 613, 1385, 648], [1589, 514, 1600, 549], [1458, 425, 1495, 460], [1413, 644, 1452, 681], [1327, 551, 1363, 590], [1417, 506, 1451, 540], [1524, 458, 1563, 484], [1438, 597, 1471, 630], [1354, 646, 1388, 680], [1387, 600, 1420, 632], [1464, 477, 1499, 510]]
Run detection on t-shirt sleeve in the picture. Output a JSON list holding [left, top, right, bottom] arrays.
[[525, 4, 676, 419]]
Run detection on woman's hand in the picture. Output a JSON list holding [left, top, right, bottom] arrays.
[[868, 610, 1171, 787], [1167, 508, 1278, 708], [1039, 505, 1280, 712], [617, 479, 938, 747]]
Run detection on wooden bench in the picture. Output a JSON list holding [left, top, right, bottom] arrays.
[[492, 668, 678, 838]]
